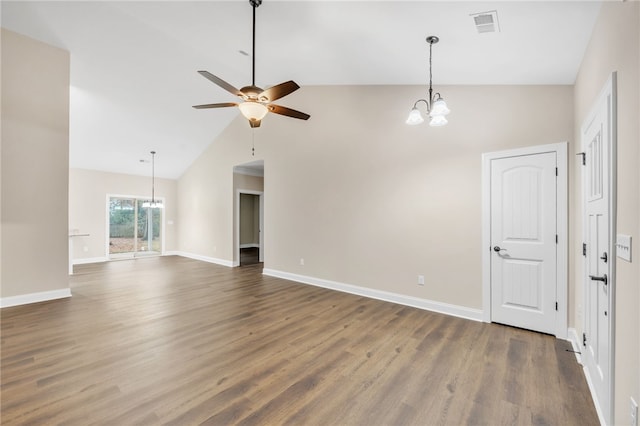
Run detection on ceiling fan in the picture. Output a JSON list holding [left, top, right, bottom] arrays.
[[193, 0, 310, 128]]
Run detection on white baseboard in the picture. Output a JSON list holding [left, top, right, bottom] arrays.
[[262, 268, 483, 322], [567, 327, 607, 425], [72, 256, 108, 265], [1, 288, 72, 309], [173, 251, 234, 268], [567, 327, 584, 364], [239, 244, 260, 249]]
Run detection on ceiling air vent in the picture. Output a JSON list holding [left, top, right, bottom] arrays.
[[470, 10, 500, 34]]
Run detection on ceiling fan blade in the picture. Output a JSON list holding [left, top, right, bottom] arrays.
[[249, 119, 261, 128], [192, 102, 238, 109], [259, 81, 300, 102], [197, 71, 243, 98], [268, 104, 310, 121]]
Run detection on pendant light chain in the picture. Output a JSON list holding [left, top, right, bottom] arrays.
[[428, 40, 433, 108], [151, 150, 156, 203], [143, 151, 163, 208]]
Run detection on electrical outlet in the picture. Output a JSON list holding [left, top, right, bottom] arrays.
[[631, 397, 638, 426], [300, 258, 304, 266], [417, 275, 425, 286]]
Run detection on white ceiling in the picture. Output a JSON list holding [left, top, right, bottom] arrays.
[[2, 1, 602, 179]]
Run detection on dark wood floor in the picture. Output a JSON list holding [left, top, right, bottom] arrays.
[[240, 247, 260, 266], [1, 256, 598, 425]]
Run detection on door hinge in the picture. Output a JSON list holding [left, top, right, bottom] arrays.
[[583, 332, 587, 347], [555, 302, 558, 311], [583, 243, 587, 256], [576, 152, 586, 165], [555, 167, 558, 176], [556, 234, 558, 244]]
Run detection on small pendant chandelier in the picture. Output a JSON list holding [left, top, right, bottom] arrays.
[[142, 151, 164, 209], [406, 36, 450, 127]]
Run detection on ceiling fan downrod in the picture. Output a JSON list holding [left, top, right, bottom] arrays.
[[192, 0, 309, 127], [250, 0, 262, 87]]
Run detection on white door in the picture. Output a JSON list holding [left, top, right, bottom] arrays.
[[581, 74, 615, 424], [490, 152, 557, 334]]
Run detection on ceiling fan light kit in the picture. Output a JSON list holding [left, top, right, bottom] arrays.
[[406, 35, 450, 127], [193, 0, 310, 128], [238, 101, 268, 124]]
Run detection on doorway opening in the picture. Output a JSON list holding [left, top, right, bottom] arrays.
[[233, 160, 264, 267], [239, 193, 261, 266], [108, 196, 164, 259]]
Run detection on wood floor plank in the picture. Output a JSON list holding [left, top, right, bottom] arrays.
[[1, 256, 599, 425]]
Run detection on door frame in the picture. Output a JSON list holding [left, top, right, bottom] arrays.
[[481, 142, 568, 338], [235, 189, 264, 266], [105, 193, 166, 259], [580, 72, 617, 426]]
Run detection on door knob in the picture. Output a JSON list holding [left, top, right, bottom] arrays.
[[493, 246, 507, 253], [589, 274, 607, 286]]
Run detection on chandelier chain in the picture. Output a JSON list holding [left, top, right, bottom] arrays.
[[150, 151, 156, 203], [429, 40, 433, 99]]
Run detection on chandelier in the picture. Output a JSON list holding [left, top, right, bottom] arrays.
[[406, 36, 450, 127]]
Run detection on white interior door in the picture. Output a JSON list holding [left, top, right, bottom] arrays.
[[490, 152, 557, 334], [581, 74, 615, 424]]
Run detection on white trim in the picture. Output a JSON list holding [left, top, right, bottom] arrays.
[[173, 251, 234, 268], [72, 256, 108, 265], [263, 268, 483, 322], [1, 288, 72, 308], [239, 243, 260, 249], [567, 323, 607, 424], [481, 142, 568, 338], [567, 327, 584, 365], [580, 72, 617, 426], [583, 363, 608, 426], [569, 329, 608, 426], [234, 166, 264, 177]]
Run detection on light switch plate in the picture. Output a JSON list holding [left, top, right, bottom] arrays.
[[616, 234, 632, 262]]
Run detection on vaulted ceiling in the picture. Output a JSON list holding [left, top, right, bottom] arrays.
[[2, 1, 601, 179]]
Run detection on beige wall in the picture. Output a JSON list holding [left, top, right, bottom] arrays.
[[69, 168, 178, 262], [178, 84, 574, 309], [234, 173, 264, 193], [573, 2, 640, 424], [240, 193, 259, 246], [1, 29, 70, 299]]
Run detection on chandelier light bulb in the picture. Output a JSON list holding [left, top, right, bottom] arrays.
[[406, 107, 425, 125], [429, 114, 448, 127], [429, 98, 450, 117]]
